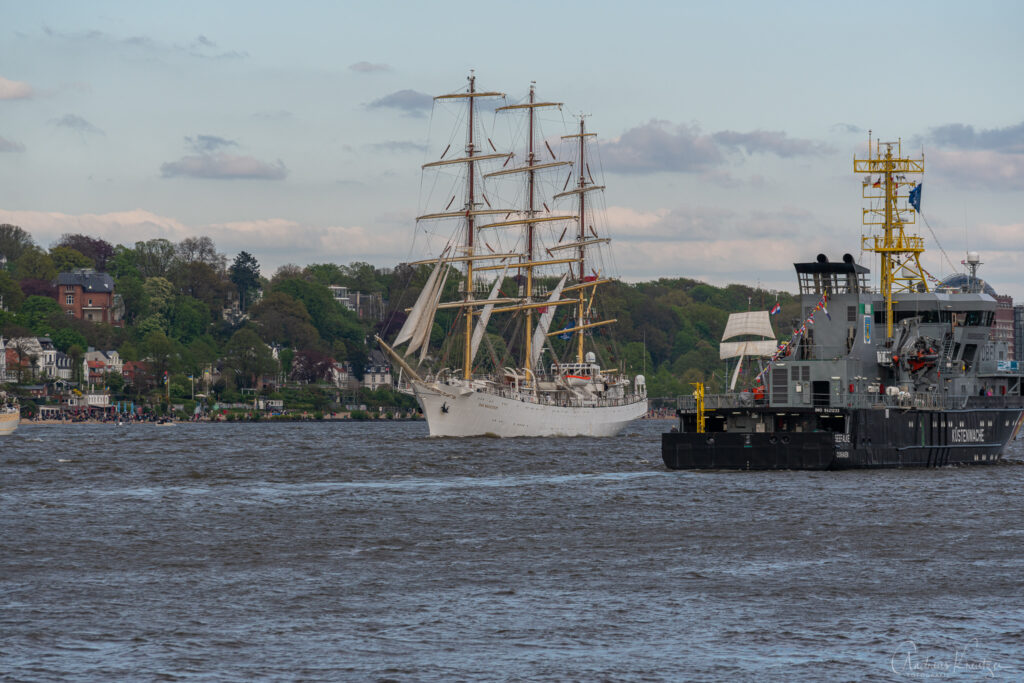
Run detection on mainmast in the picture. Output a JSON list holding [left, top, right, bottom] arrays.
[[494, 84, 567, 378], [854, 134, 925, 339]]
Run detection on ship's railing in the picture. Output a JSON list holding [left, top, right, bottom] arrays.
[[673, 391, 1022, 412], [430, 376, 646, 409]]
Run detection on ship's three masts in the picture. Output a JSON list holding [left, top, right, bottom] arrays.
[[403, 74, 620, 380]]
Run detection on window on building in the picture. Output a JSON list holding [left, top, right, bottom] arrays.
[[66, 294, 74, 305]]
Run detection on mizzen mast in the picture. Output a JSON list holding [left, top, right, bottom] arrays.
[[556, 116, 606, 363]]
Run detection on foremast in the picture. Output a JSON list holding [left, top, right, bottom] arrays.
[[854, 133, 925, 340], [431, 73, 506, 379]]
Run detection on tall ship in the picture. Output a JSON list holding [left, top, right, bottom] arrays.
[[663, 135, 1024, 469], [378, 74, 647, 437]]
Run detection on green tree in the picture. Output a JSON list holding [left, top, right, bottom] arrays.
[[175, 236, 226, 271], [168, 296, 211, 344], [0, 224, 36, 265], [13, 248, 57, 281], [168, 261, 231, 312], [342, 261, 384, 293], [229, 251, 261, 311], [51, 327, 89, 353], [135, 314, 168, 337], [54, 234, 115, 271], [49, 246, 95, 273], [249, 291, 320, 349], [140, 329, 176, 380], [304, 263, 346, 286], [105, 370, 125, 393], [107, 245, 141, 279], [143, 276, 174, 317], [272, 277, 364, 348], [0, 270, 24, 312], [134, 239, 176, 279], [18, 295, 62, 334], [222, 326, 277, 389], [67, 343, 85, 384], [118, 340, 140, 361], [115, 274, 148, 324]]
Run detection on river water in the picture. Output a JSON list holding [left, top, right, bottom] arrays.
[[2, 420, 1022, 681]]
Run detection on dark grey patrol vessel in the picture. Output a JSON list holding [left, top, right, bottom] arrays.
[[663, 137, 1024, 470]]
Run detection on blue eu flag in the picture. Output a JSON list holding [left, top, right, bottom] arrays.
[[909, 183, 922, 212]]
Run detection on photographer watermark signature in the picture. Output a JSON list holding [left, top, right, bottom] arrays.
[[890, 639, 1010, 678]]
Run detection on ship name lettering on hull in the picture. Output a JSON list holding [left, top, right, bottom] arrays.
[[951, 428, 985, 443]]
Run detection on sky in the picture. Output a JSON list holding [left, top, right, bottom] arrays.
[[2, 1, 1024, 299]]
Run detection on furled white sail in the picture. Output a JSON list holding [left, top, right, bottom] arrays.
[[719, 340, 779, 359], [418, 266, 450, 364], [529, 274, 568, 371], [722, 311, 775, 341], [470, 265, 508, 366], [730, 353, 744, 390], [394, 257, 444, 347], [405, 263, 448, 358]]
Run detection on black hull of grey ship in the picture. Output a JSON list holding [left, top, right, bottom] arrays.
[[663, 399, 1024, 470]]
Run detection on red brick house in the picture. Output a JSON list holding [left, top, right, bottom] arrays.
[[55, 269, 124, 327], [122, 360, 152, 388]]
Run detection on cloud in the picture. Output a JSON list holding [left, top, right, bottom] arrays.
[[0, 209, 393, 271], [0, 135, 25, 153], [608, 204, 815, 245], [369, 140, 427, 153], [968, 221, 1024, 250], [185, 134, 237, 153], [831, 123, 863, 134], [350, 61, 391, 73], [602, 120, 835, 174], [602, 121, 723, 174], [0, 209, 192, 246], [0, 76, 33, 100], [927, 121, 1024, 153], [40, 26, 246, 61], [51, 114, 105, 135], [208, 219, 396, 257], [927, 148, 1024, 191], [712, 130, 834, 157], [160, 154, 288, 180], [160, 134, 288, 180], [366, 89, 433, 117]]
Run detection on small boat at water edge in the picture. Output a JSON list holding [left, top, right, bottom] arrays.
[[1, 394, 20, 436]]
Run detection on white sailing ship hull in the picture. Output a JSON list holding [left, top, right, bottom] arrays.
[[0, 411, 19, 436], [412, 380, 647, 438]]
